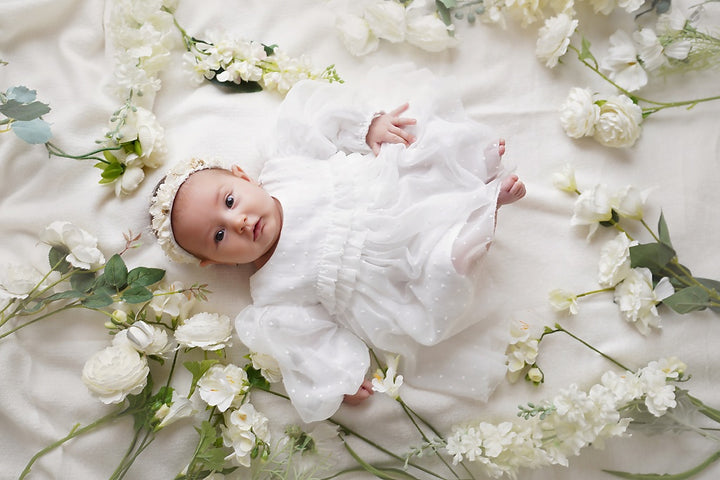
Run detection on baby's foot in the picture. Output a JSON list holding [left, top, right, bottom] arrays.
[[484, 138, 506, 165], [497, 174, 526, 206]]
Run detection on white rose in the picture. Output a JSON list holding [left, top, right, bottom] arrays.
[[0, 263, 57, 299], [593, 94, 643, 148], [114, 164, 145, 197], [175, 312, 233, 351], [82, 343, 149, 404], [250, 352, 282, 383], [613, 268, 674, 335], [124, 320, 174, 357], [598, 232, 637, 287], [41, 221, 106, 270], [364, 1, 406, 43], [548, 288, 579, 314], [559, 87, 600, 138], [197, 363, 248, 412], [335, 14, 379, 56], [535, 14, 578, 68], [405, 14, 458, 52]]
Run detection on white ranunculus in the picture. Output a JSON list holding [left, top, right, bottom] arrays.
[[175, 312, 233, 351], [0, 263, 57, 299], [82, 343, 149, 404], [155, 390, 196, 429], [598, 232, 637, 287], [197, 363, 248, 412], [548, 288, 579, 315], [600, 30, 648, 92], [371, 354, 404, 398], [593, 94, 643, 148], [250, 352, 282, 383], [335, 13, 379, 56], [405, 14, 458, 52], [536, 14, 578, 68], [364, 1, 406, 43], [41, 221, 106, 270], [559, 87, 600, 138], [613, 268, 674, 335], [124, 320, 174, 357], [570, 184, 614, 238], [150, 281, 195, 320], [633, 28, 666, 72], [115, 164, 145, 197], [222, 403, 270, 467]]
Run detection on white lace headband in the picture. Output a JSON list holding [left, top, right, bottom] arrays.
[[149, 157, 226, 264]]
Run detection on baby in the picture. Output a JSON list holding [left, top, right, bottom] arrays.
[[150, 73, 525, 422]]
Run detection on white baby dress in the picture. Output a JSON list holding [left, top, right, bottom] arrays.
[[236, 67, 510, 422]]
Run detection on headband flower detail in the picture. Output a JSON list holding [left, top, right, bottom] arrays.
[[149, 157, 226, 264]]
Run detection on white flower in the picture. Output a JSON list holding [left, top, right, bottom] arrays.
[[527, 367, 544, 383], [633, 28, 666, 72], [593, 94, 643, 148], [197, 363, 248, 412], [536, 14, 578, 68], [549, 288, 579, 315], [617, 0, 644, 13], [552, 163, 578, 192], [82, 343, 149, 404], [0, 263, 57, 299], [335, 13, 379, 56], [124, 320, 174, 357], [570, 184, 614, 237], [364, 1, 406, 43], [559, 87, 600, 138], [600, 30, 647, 92], [41, 221, 106, 270], [372, 354, 404, 399], [612, 185, 649, 220], [175, 312, 233, 351], [655, 356, 687, 379], [600, 370, 644, 405], [638, 363, 676, 416], [588, 0, 615, 15], [613, 268, 674, 335], [149, 281, 195, 320], [598, 232, 637, 288], [250, 352, 282, 383], [155, 390, 196, 429], [115, 164, 145, 197], [505, 320, 539, 379], [222, 403, 270, 467], [504, 0, 545, 26], [112, 106, 167, 168], [405, 14, 458, 52]]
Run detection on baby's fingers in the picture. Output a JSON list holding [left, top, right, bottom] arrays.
[[389, 102, 410, 116]]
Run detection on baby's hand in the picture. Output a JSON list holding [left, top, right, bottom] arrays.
[[366, 103, 417, 155], [343, 379, 374, 406]]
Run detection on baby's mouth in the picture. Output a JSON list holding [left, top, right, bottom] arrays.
[[253, 219, 262, 241]]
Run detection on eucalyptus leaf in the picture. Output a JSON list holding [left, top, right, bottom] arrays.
[[629, 242, 676, 273], [121, 285, 153, 304], [662, 286, 710, 314], [435, 0, 452, 25], [81, 291, 114, 309], [0, 99, 50, 121], [184, 360, 219, 397], [5, 86, 37, 103], [127, 267, 165, 287], [11, 118, 52, 144], [48, 246, 71, 273], [104, 254, 128, 289], [657, 211, 672, 247]]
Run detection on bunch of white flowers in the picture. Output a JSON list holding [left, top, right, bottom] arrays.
[[505, 320, 541, 383], [445, 358, 684, 478], [221, 402, 271, 467]]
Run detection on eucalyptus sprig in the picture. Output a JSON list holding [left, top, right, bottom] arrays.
[[0, 86, 52, 144]]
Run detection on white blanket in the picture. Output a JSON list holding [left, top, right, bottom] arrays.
[[1, 0, 719, 479]]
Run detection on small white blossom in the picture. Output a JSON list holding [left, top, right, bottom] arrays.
[[600, 30, 648, 92], [638, 363, 677, 416], [613, 268, 674, 335], [222, 403, 270, 467], [364, 1, 406, 43], [82, 342, 149, 404], [559, 87, 600, 138], [506, 320, 539, 380], [598, 232, 637, 288], [41, 221, 106, 270], [115, 164, 145, 197], [124, 320, 174, 357], [527, 367, 544, 383], [335, 14, 380, 56], [155, 390, 196, 429], [633, 28, 666, 72], [552, 163, 578, 192], [570, 184, 614, 238], [175, 312, 233, 351], [536, 14, 578, 68], [250, 352, 282, 383], [549, 288, 579, 315], [592, 94, 643, 148], [612, 185, 649, 220], [372, 354, 404, 399], [197, 363, 249, 412]]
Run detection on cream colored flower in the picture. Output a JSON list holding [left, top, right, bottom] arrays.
[[82, 343, 149, 404], [598, 232, 637, 288], [124, 320, 174, 357], [335, 14, 379, 56], [250, 351, 282, 383], [155, 390, 196, 429], [175, 312, 233, 351], [372, 354, 404, 399], [364, 1, 406, 43], [613, 268, 674, 335], [633, 28, 666, 72], [600, 30, 648, 92], [41, 221, 106, 270], [197, 363, 249, 412], [527, 367, 544, 383], [592, 94, 643, 148], [405, 14, 457, 52], [222, 403, 270, 467], [149, 281, 195, 320], [559, 87, 600, 138], [549, 288, 579, 315], [570, 183, 614, 237], [612, 185, 649, 220], [115, 164, 145, 197], [552, 163, 577, 192], [536, 14, 578, 68]]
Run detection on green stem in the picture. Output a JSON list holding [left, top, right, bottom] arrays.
[[576, 287, 616, 298], [19, 407, 126, 479], [45, 142, 122, 164], [604, 449, 720, 480], [110, 429, 156, 480], [544, 324, 632, 372], [0, 302, 83, 340]]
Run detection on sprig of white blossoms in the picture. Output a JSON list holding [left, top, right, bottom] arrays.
[[505, 320, 540, 383], [445, 358, 685, 478], [222, 402, 271, 467]]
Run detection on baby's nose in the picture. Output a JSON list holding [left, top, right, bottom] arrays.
[[233, 214, 251, 233]]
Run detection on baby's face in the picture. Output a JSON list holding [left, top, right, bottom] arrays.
[[171, 166, 283, 267]]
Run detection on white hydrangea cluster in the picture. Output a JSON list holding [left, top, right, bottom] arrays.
[[445, 358, 685, 478]]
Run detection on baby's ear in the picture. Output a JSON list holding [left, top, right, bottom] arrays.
[[230, 165, 252, 182]]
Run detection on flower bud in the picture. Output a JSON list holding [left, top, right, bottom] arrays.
[[527, 367, 544, 384]]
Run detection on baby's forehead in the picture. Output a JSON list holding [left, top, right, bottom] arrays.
[[179, 167, 229, 192]]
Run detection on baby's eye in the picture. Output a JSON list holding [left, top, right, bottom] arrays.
[[214, 229, 225, 243], [225, 195, 234, 208]]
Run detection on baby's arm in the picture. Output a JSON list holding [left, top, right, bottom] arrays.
[[343, 379, 374, 406], [366, 103, 417, 155]]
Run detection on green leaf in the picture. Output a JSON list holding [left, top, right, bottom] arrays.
[[603, 449, 720, 480], [11, 118, 52, 144], [122, 285, 153, 304], [435, 0, 452, 25], [629, 242, 676, 273], [191, 421, 228, 472], [70, 271, 96, 293], [579, 36, 597, 66], [184, 360, 219, 397], [262, 44, 278, 56], [657, 211, 672, 247], [127, 267, 165, 287], [81, 291, 114, 309], [662, 286, 710, 314], [99, 160, 125, 181], [245, 365, 270, 390], [102, 150, 118, 163], [209, 72, 263, 93], [44, 290, 84, 302], [695, 277, 720, 313], [48, 246, 71, 274], [104, 254, 128, 289], [6, 86, 37, 103], [0, 99, 50, 121]]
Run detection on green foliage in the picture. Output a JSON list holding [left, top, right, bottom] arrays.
[[184, 360, 219, 397], [0, 86, 53, 144], [245, 365, 271, 391]]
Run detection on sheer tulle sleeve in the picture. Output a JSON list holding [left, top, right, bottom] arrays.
[[273, 80, 376, 159], [234, 303, 370, 422]]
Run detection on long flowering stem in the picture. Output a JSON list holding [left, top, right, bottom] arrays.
[[45, 141, 122, 164], [541, 323, 632, 372]]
